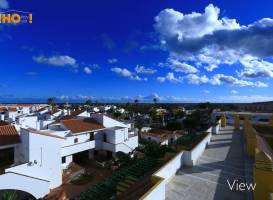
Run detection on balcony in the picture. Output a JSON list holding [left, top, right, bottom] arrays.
[[61, 140, 95, 157]]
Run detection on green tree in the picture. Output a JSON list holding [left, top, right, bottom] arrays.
[[47, 97, 55, 106], [84, 99, 92, 106]]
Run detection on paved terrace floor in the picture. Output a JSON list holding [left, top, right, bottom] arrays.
[[166, 126, 253, 200]]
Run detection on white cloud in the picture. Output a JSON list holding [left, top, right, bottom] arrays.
[[154, 4, 239, 41], [238, 56, 273, 78], [135, 65, 157, 74], [185, 73, 267, 87], [108, 58, 118, 64], [157, 72, 183, 83], [33, 55, 77, 67], [157, 77, 166, 82], [186, 74, 209, 84], [231, 90, 238, 94], [203, 90, 210, 94], [153, 3, 273, 85], [211, 74, 268, 87], [111, 67, 132, 76], [111, 67, 147, 81], [165, 58, 199, 73], [0, 0, 9, 9], [83, 67, 92, 74], [166, 72, 183, 83]]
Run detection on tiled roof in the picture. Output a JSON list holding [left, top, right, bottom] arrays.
[[61, 118, 104, 134], [16, 104, 34, 107], [141, 129, 185, 142], [0, 107, 16, 112], [7, 107, 17, 112], [37, 107, 49, 113], [0, 107, 7, 112], [27, 128, 65, 140], [0, 125, 20, 146], [48, 109, 61, 115]]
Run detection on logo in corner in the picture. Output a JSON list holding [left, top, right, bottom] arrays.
[[0, 9, 32, 24]]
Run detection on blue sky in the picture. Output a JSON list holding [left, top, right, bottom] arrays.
[[0, 0, 273, 103]]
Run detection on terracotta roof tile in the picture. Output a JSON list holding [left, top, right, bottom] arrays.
[[0, 125, 20, 146], [141, 129, 185, 142], [0, 107, 8, 112], [61, 118, 104, 134], [7, 107, 17, 112], [27, 128, 65, 140]]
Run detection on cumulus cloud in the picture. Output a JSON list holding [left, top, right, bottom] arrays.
[[231, 90, 238, 94], [0, 0, 9, 9], [135, 65, 157, 74], [83, 67, 92, 74], [157, 77, 166, 82], [238, 55, 273, 78], [186, 73, 267, 87], [186, 74, 209, 84], [33, 55, 77, 67], [154, 3, 273, 83], [108, 58, 118, 64], [111, 67, 147, 81], [211, 74, 268, 87], [161, 58, 199, 73], [157, 72, 183, 83]]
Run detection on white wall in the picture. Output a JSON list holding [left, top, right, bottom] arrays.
[[61, 140, 95, 157], [91, 114, 127, 128], [154, 151, 184, 184], [62, 132, 92, 147], [18, 116, 39, 129], [0, 172, 50, 199], [141, 178, 165, 200], [27, 131, 63, 189], [142, 129, 213, 200], [183, 133, 211, 166]]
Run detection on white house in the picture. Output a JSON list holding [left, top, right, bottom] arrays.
[[141, 128, 185, 145], [0, 113, 138, 199]]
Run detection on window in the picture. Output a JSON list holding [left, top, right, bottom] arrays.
[[74, 138, 78, 143], [103, 134, 107, 142], [62, 157, 66, 164]]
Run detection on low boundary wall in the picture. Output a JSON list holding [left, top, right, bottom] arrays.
[[141, 127, 213, 200]]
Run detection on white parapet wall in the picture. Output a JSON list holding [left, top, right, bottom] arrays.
[[212, 120, 221, 134], [141, 126, 213, 200], [154, 151, 184, 184], [0, 172, 50, 199], [183, 132, 211, 166], [139, 176, 165, 200]]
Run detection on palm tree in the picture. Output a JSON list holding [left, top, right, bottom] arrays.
[[134, 99, 139, 104], [84, 99, 92, 106], [47, 97, 55, 106], [153, 98, 157, 104]]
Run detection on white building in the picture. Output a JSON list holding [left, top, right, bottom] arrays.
[[0, 113, 138, 199], [141, 128, 185, 145]]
